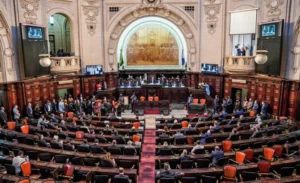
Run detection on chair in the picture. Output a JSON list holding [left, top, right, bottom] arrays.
[[196, 159, 210, 168], [181, 177, 196, 183], [2, 146, 9, 155], [38, 153, 52, 162], [140, 96, 145, 102], [24, 138, 35, 146], [54, 155, 68, 164], [221, 165, 238, 182], [71, 157, 83, 165], [50, 142, 62, 149], [133, 122, 140, 129], [228, 134, 239, 141], [79, 127, 89, 133], [5, 164, 16, 175], [244, 148, 254, 163], [25, 151, 38, 160], [194, 148, 206, 154], [58, 133, 67, 139], [18, 179, 30, 183], [170, 124, 182, 129], [159, 149, 174, 156], [58, 164, 75, 181], [118, 160, 135, 169], [205, 136, 215, 143], [201, 175, 218, 183], [160, 178, 175, 183], [200, 99, 206, 104], [187, 137, 194, 145], [154, 96, 159, 101], [259, 148, 275, 161], [257, 161, 272, 177], [75, 131, 85, 140], [216, 157, 229, 166], [181, 121, 189, 128], [63, 144, 74, 151], [20, 162, 41, 179], [230, 151, 245, 165], [174, 137, 187, 145], [249, 110, 255, 117], [100, 159, 114, 167], [84, 157, 97, 166], [21, 125, 29, 134], [180, 160, 194, 169], [279, 167, 294, 177], [273, 145, 283, 158], [107, 147, 122, 155], [240, 171, 258, 182], [124, 148, 136, 155], [7, 121, 16, 130], [90, 146, 106, 154], [148, 96, 153, 101], [77, 145, 90, 153], [222, 140, 232, 152], [193, 99, 199, 104], [132, 135, 141, 143], [67, 112, 74, 118], [93, 175, 109, 183]]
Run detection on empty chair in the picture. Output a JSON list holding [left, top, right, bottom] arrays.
[[84, 158, 97, 166], [93, 175, 109, 183], [24, 138, 35, 145], [273, 145, 283, 158], [229, 151, 245, 165], [148, 96, 153, 101], [67, 112, 74, 118], [221, 165, 238, 182], [179, 160, 194, 169], [25, 151, 38, 160], [159, 149, 174, 156], [132, 135, 141, 143], [90, 146, 106, 154], [50, 142, 62, 149], [240, 171, 258, 182], [196, 159, 210, 168], [124, 148, 136, 155], [193, 99, 199, 104], [54, 155, 68, 164], [181, 121, 189, 128], [77, 145, 90, 153], [140, 96, 145, 102], [244, 148, 254, 163], [174, 137, 187, 145], [20, 161, 41, 179], [257, 161, 272, 176], [200, 99, 206, 104], [228, 134, 239, 141], [222, 140, 232, 152], [216, 157, 229, 166], [71, 157, 83, 165], [7, 121, 16, 130], [75, 131, 85, 140], [194, 148, 205, 155], [133, 122, 140, 129], [18, 179, 30, 183], [21, 125, 29, 134], [259, 147, 275, 161], [279, 167, 294, 177], [201, 175, 217, 183], [118, 160, 135, 169], [38, 153, 52, 162], [5, 164, 16, 175]]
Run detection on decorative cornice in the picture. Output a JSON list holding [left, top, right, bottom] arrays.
[[203, 0, 221, 34], [19, 0, 39, 24], [265, 0, 284, 21], [82, 5, 100, 36]]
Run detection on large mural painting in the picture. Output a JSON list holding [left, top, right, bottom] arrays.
[[126, 24, 179, 66]]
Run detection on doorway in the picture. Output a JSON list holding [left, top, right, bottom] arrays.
[[231, 88, 248, 104], [58, 88, 73, 99]]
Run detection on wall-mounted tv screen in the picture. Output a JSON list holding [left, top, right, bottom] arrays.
[[261, 23, 276, 37], [86, 65, 103, 75], [27, 26, 44, 39], [201, 64, 218, 74]]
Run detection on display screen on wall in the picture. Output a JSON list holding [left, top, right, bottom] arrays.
[[86, 65, 103, 75], [261, 23, 277, 37], [201, 64, 219, 74], [27, 26, 44, 39], [126, 24, 179, 66]]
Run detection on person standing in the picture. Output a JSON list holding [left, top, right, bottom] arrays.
[[26, 103, 33, 118], [187, 94, 193, 109], [247, 98, 253, 111], [44, 101, 52, 115], [214, 95, 220, 113], [13, 105, 21, 123], [58, 99, 65, 113], [233, 100, 241, 113], [0, 107, 7, 126], [222, 98, 227, 112], [226, 96, 232, 113], [130, 92, 137, 113], [253, 100, 259, 114], [205, 83, 210, 96]]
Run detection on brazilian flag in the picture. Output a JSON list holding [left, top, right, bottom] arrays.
[[119, 50, 124, 67]]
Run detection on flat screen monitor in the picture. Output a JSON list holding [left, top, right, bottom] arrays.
[[261, 23, 276, 37], [27, 26, 44, 39], [201, 64, 218, 74], [86, 65, 103, 75]]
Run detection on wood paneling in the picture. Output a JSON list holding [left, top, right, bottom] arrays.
[[199, 73, 223, 97]]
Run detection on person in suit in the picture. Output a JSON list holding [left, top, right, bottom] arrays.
[[124, 140, 137, 155], [78, 139, 90, 151], [261, 101, 268, 117], [221, 109, 228, 120], [130, 92, 137, 113], [222, 98, 227, 112], [253, 100, 259, 114], [0, 107, 7, 126], [214, 95, 220, 113], [191, 140, 204, 155], [228, 116, 236, 125], [90, 139, 106, 153], [51, 99, 58, 114], [26, 103, 33, 118], [200, 129, 212, 144], [226, 96, 233, 113], [48, 113, 58, 123], [113, 167, 131, 183], [57, 128, 68, 138], [44, 101, 52, 115], [12, 105, 21, 123], [37, 134, 50, 147], [112, 131, 126, 144], [186, 94, 193, 107], [211, 146, 224, 166], [156, 163, 184, 180], [179, 149, 190, 162], [183, 124, 197, 135]]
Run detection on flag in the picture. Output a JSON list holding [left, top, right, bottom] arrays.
[[181, 49, 185, 66], [119, 49, 124, 66]]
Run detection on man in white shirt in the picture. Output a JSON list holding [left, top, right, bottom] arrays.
[[12, 151, 27, 175], [191, 140, 204, 155]]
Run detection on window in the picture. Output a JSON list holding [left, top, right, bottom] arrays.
[[232, 34, 255, 56]]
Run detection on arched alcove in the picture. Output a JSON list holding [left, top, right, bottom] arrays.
[[117, 17, 188, 70]]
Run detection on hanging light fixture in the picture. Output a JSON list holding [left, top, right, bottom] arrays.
[[39, 40, 51, 67], [50, 15, 54, 26], [255, 39, 268, 65]]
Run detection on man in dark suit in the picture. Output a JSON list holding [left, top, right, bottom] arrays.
[[26, 103, 33, 118], [90, 139, 106, 153], [214, 95, 220, 113], [261, 101, 268, 118], [44, 101, 52, 115], [186, 94, 193, 107], [58, 120, 68, 131], [0, 107, 7, 126], [57, 128, 68, 139], [156, 163, 184, 180], [112, 132, 126, 144], [113, 168, 131, 183]]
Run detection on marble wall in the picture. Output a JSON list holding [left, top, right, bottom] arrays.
[[0, 0, 300, 81]]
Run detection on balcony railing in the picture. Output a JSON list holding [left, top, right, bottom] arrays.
[[50, 57, 80, 74], [224, 56, 255, 75]]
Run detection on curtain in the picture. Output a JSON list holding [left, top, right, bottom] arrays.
[[231, 34, 253, 56]]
